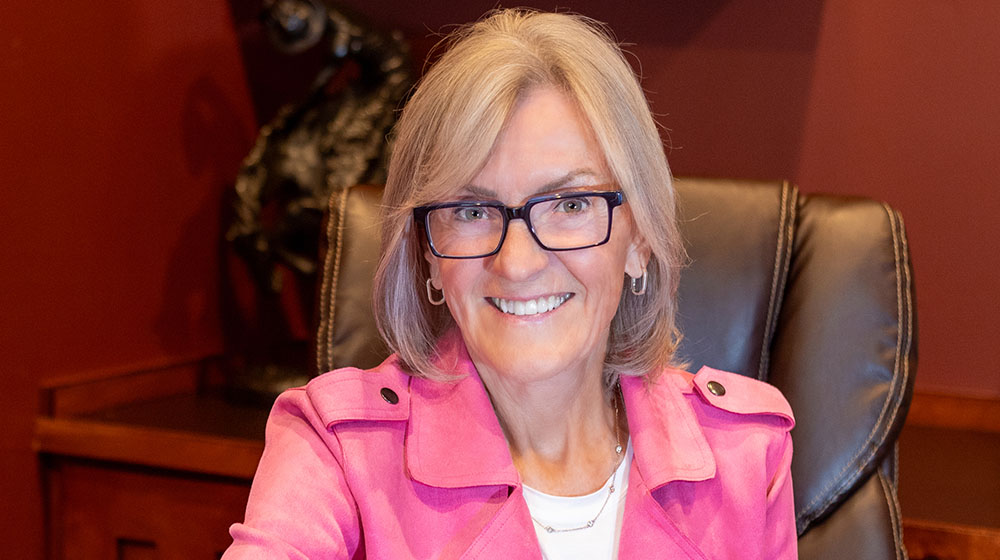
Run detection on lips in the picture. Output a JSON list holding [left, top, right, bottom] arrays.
[[489, 294, 572, 316]]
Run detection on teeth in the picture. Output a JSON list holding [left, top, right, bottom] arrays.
[[537, 297, 550, 313], [490, 294, 570, 316]]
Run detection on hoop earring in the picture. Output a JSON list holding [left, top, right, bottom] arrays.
[[426, 278, 446, 305], [629, 270, 647, 296]]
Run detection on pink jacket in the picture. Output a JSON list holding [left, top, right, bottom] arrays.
[[224, 336, 797, 559]]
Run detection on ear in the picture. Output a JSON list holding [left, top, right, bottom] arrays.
[[424, 247, 443, 289], [624, 233, 651, 280]]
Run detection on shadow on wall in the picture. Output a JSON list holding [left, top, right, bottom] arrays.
[[227, 0, 331, 125], [154, 47, 255, 358]]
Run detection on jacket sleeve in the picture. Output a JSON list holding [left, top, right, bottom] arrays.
[[764, 430, 798, 559], [222, 389, 362, 560]]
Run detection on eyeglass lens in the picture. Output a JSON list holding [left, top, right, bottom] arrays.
[[426, 194, 612, 257]]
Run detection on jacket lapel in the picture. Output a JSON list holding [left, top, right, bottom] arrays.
[[405, 333, 536, 558], [618, 466, 710, 560], [621, 373, 716, 490], [405, 333, 519, 489], [619, 372, 717, 559], [457, 486, 542, 559]]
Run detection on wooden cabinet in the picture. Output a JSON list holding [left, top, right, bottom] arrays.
[[34, 358, 269, 560]]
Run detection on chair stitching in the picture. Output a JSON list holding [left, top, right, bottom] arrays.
[[878, 468, 907, 560], [872, 206, 912, 456], [315, 188, 350, 374], [893, 444, 908, 560], [895, 208, 914, 444], [756, 182, 786, 380], [864, 204, 905, 448], [316, 193, 336, 373], [772, 186, 796, 375], [758, 182, 793, 381], [799, 203, 910, 522], [880, 211, 914, 560], [894, 210, 915, 560], [893, 440, 900, 490], [315, 191, 338, 373], [326, 188, 351, 370]]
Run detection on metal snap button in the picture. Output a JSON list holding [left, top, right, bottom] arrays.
[[706, 381, 726, 397], [380, 387, 399, 404]]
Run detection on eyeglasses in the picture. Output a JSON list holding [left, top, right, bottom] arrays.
[[413, 190, 624, 259]]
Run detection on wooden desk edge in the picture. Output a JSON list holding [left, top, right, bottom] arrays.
[[38, 355, 225, 418], [903, 518, 1000, 560], [34, 416, 263, 480], [907, 391, 1000, 433]]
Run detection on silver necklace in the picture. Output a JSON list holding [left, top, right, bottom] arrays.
[[530, 387, 624, 533]]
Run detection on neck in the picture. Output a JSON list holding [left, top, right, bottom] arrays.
[[478, 363, 626, 496]]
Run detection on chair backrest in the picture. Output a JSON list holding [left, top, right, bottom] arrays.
[[316, 177, 917, 559], [673, 178, 915, 559]]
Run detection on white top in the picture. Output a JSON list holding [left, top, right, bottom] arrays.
[[522, 439, 633, 560]]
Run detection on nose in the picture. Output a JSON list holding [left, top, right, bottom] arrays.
[[490, 219, 549, 281]]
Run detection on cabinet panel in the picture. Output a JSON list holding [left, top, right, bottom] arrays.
[[50, 459, 250, 560]]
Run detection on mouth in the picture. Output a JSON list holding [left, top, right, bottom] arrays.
[[488, 294, 573, 317]]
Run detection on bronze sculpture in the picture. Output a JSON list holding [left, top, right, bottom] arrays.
[[226, 0, 412, 397]]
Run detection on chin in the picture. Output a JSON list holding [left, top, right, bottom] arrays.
[[471, 333, 593, 381]]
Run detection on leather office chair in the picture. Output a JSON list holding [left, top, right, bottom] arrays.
[[315, 177, 917, 559]]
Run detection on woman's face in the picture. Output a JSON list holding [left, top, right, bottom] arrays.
[[425, 86, 648, 386]]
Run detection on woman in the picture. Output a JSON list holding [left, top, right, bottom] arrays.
[[225, 9, 796, 559]]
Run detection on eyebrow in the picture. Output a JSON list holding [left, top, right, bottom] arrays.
[[460, 169, 602, 200]]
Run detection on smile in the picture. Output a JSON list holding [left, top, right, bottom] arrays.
[[489, 294, 572, 316]]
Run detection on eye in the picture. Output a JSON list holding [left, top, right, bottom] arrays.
[[554, 197, 591, 213], [452, 206, 490, 222]]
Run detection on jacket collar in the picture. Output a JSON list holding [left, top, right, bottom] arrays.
[[620, 371, 716, 491], [405, 333, 716, 491], [406, 332, 521, 488]]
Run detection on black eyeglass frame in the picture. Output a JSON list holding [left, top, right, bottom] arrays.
[[412, 190, 624, 259]]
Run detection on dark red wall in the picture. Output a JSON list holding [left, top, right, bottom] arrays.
[[0, 1, 257, 556], [2, 0, 997, 556]]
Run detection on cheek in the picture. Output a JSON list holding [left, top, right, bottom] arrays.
[[437, 261, 478, 291], [593, 262, 627, 313], [436, 262, 483, 321], [589, 234, 636, 310], [563, 250, 628, 307]]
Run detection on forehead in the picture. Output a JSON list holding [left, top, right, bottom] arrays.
[[466, 86, 610, 202]]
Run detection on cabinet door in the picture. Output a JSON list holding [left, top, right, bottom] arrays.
[[47, 459, 250, 560]]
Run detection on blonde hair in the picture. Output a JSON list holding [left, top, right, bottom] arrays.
[[373, 9, 685, 383]]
